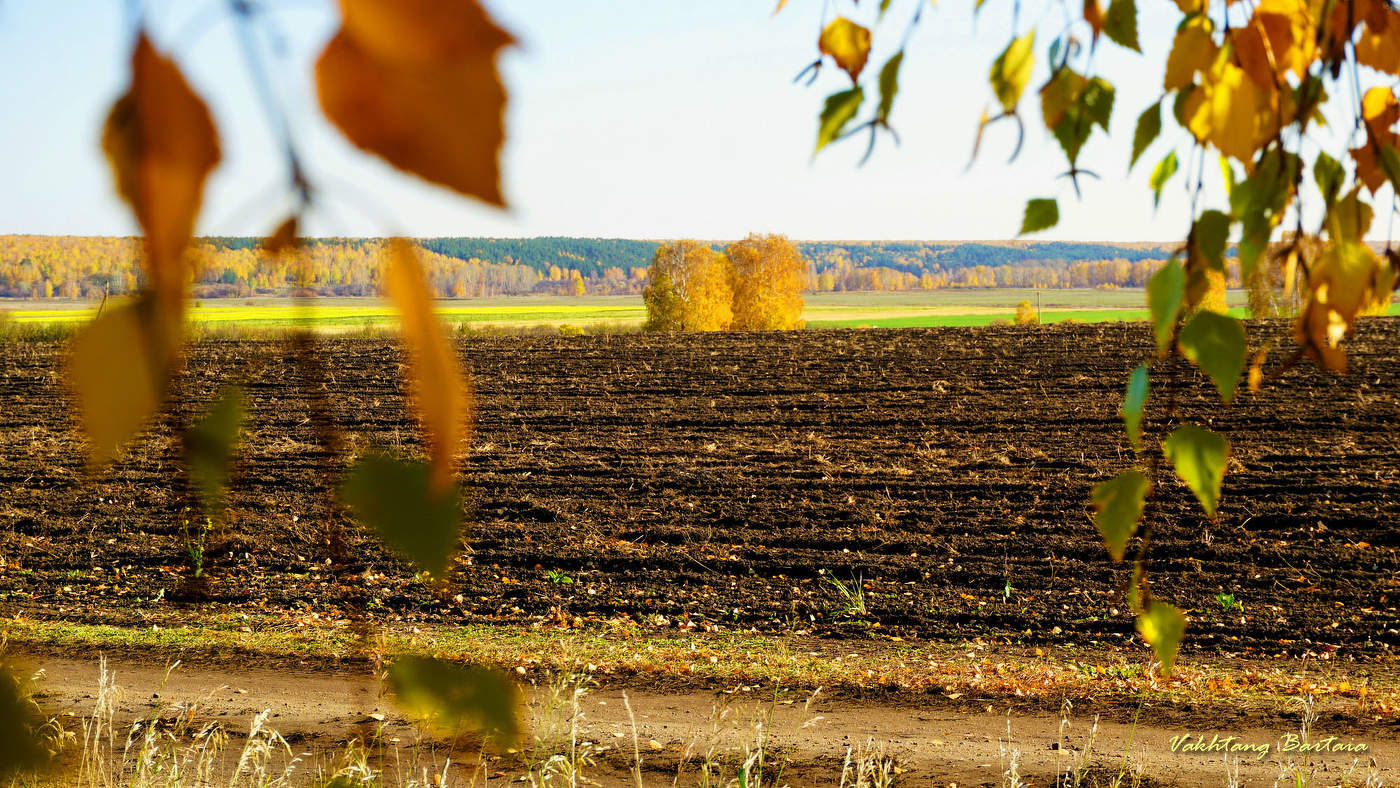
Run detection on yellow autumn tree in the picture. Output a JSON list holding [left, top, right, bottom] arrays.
[[642, 240, 734, 331], [727, 234, 807, 331], [1013, 300, 1038, 325]]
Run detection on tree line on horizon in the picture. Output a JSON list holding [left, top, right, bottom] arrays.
[[0, 233, 1280, 302]]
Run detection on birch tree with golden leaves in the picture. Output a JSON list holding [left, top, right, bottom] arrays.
[[643, 240, 735, 331], [728, 234, 809, 331]]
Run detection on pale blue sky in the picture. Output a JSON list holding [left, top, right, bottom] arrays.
[[0, 1, 1373, 242]]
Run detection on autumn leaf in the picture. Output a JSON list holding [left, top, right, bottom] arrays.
[[103, 33, 221, 308], [1092, 469, 1150, 561], [1040, 68, 1088, 130], [990, 32, 1035, 114], [1232, 1, 1314, 89], [1084, 0, 1105, 41], [1357, 15, 1400, 76], [819, 17, 872, 82], [317, 0, 514, 206], [1185, 55, 1264, 164], [384, 240, 473, 491], [1352, 87, 1400, 193], [1163, 16, 1216, 92], [263, 217, 300, 257], [1295, 237, 1395, 372], [69, 300, 179, 466]]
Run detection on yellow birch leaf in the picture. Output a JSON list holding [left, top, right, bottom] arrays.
[[317, 0, 513, 206], [383, 240, 474, 492], [1361, 86, 1400, 137], [1186, 56, 1262, 164], [68, 300, 179, 466], [1294, 239, 1391, 371], [819, 17, 872, 82], [1164, 17, 1217, 92]]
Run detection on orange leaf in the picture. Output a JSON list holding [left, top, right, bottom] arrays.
[[263, 216, 301, 257], [1357, 13, 1400, 76], [317, 0, 513, 206], [339, 0, 513, 65], [818, 17, 872, 82], [383, 240, 473, 492], [1084, 0, 1104, 40], [102, 33, 221, 309]]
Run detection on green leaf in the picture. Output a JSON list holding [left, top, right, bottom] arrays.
[[1122, 364, 1149, 451], [0, 665, 52, 778], [1091, 469, 1150, 561], [1313, 151, 1344, 208], [1104, 0, 1140, 52], [1378, 144, 1400, 194], [184, 386, 245, 513], [387, 655, 519, 743], [1171, 87, 1193, 126], [1129, 102, 1161, 170], [876, 51, 904, 124], [1019, 198, 1059, 236], [1149, 150, 1178, 209], [1219, 156, 1236, 198], [990, 32, 1035, 113], [1162, 424, 1229, 516], [1178, 311, 1246, 403], [341, 453, 462, 577], [1147, 258, 1185, 353], [1136, 599, 1187, 676], [1082, 78, 1115, 131], [1193, 209, 1231, 270], [814, 87, 864, 155], [1052, 113, 1093, 165]]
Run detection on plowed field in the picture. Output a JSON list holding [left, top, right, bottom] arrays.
[[2, 321, 1397, 659]]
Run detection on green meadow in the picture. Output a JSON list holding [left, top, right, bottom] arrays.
[[6, 287, 1387, 334]]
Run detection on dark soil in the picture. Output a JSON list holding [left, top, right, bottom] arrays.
[[1, 320, 1397, 659]]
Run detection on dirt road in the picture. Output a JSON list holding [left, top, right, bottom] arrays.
[[22, 652, 1399, 786]]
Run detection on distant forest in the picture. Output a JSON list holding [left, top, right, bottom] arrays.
[[0, 235, 1204, 299]]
